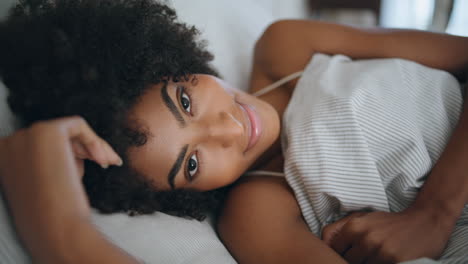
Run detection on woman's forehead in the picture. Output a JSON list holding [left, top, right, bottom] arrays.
[[128, 82, 186, 190]]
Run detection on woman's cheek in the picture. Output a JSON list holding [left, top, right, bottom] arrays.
[[208, 156, 241, 188]]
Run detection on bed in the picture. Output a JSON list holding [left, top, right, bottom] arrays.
[[0, 0, 308, 263]]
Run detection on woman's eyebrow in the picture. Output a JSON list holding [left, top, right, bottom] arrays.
[[168, 144, 189, 189], [161, 82, 186, 127]]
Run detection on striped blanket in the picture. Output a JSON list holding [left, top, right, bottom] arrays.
[[282, 54, 468, 263]]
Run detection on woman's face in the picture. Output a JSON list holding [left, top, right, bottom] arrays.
[[128, 74, 280, 191]]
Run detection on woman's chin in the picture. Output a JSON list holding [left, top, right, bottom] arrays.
[[244, 102, 280, 169], [260, 100, 281, 145]]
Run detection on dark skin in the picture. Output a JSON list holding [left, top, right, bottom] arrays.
[[218, 20, 468, 264]]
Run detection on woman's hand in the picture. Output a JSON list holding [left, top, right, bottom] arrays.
[[322, 206, 453, 264], [0, 116, 123, 262]]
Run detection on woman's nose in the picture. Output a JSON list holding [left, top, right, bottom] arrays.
[[206, 111, 244, 148]]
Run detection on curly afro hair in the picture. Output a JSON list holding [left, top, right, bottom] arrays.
[[0, 0, 229, 220]]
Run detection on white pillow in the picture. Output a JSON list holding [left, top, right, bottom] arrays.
[[0, 81, 31, 263], [0, 80, 19, 138], [91, 211, 235, 264]]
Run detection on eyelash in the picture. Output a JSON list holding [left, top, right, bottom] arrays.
[[176, 84, 201, 182], [177, 85, 196, 116], [185, 150, 202, 182]]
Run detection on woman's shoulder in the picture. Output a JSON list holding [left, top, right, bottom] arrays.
[[219, 176, 300, 219], [250, 20, 314, 91], [217, 176, 346, 264], [248, 20, 315, 113]]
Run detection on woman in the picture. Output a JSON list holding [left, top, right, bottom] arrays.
[[0, 0, 467, 263]]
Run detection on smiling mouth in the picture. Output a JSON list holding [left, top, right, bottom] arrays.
[[238, 101, 262, 154], [237, 102, 251, 153]]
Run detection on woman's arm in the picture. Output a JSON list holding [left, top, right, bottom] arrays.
[[218, 177, 346, 264], [0, 117, 140, 263], [254, 20, 468, 83], [413, 91, 468, 224]]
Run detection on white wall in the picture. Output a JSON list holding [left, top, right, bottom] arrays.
[[253, 0, 308, 20], [380, 0, 467, 36], [446, 0, 468, 36]]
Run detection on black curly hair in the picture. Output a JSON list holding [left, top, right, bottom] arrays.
[[0, 0, 229, 220]]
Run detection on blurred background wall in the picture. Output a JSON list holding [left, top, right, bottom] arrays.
[[308, 0, 467, 36], [0, 0, 466, 36], [380, 0, 467, 36]]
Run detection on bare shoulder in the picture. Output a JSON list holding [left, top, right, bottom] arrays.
[[217, 177, 301, 261], [218, 176, 301, 221], [248, 20, 314, 109], [248, 20, 314, 115], [252, 20, 314, 85], [217, 176, 346, 263]]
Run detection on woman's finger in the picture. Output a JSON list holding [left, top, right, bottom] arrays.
[[100, 138, 123, 167], [325, 212, 368, 255], [343, 246, 367, 264], [71, 139, 89, 159], [343, 240, 379, 264], [322, 215, 352, 245], [323, 212, 367, 246], [56, 116, 122, 168]]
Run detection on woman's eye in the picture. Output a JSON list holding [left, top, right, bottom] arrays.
[[186, 153, 198, 180], [180, 90, 191, 113]]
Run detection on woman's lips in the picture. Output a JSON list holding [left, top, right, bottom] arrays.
[[238, 102, 262, 153]]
